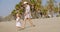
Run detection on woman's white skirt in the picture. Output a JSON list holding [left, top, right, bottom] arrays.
[[25, 14, 32, 19]]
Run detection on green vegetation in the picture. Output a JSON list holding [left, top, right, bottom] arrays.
[[11, 0, 60, 18]]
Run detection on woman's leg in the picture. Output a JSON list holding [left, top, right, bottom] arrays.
[[28, 18, 35, 27], [21, 19, 27, 28]]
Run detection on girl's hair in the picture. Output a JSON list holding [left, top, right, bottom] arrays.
[[16, 13, 21, 17]]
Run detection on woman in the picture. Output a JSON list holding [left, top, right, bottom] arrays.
[[22, 1, 35, 28]]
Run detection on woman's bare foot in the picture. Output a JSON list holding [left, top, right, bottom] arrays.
[[31, 25, 35, 27]]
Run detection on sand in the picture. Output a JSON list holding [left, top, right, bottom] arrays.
[[0, 17, 60, 32]]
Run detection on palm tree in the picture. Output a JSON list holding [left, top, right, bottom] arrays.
[[58, 2, 60, 14], [34, 0, 42, 18], [11, 0, 42, 18], [11, 9, 16, 16], [11, 0, 60, 18], [46, 0, 56, 17], [47, 0, 55, 10]]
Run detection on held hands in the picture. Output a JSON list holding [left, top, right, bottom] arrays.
[[24, 13, 27, 16]]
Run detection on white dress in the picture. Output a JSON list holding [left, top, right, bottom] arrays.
[[16, 17, 21, 27], [24, 5, 32, 19]]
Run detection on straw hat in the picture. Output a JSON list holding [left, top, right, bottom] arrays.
[[23, 1, 28, 4]]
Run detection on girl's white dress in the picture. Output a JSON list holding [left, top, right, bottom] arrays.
[[16, 17, 21, 27], [24, 5, 32, 19]]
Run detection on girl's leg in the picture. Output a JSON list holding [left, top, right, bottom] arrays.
[[16, 26, 18, 31]]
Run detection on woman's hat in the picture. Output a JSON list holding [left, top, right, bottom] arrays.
[[23, 1, 28, 4]]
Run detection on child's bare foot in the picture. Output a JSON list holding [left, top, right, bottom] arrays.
[[16, 26, 21, 30]]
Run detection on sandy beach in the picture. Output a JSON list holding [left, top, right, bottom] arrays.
[[0, 17, 60, 32]]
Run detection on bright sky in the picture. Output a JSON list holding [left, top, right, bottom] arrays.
[[0, 0, 20, 16], [0, 0, 60, 16]]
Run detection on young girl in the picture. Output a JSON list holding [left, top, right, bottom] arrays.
[[16, 13, 21, 28]]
